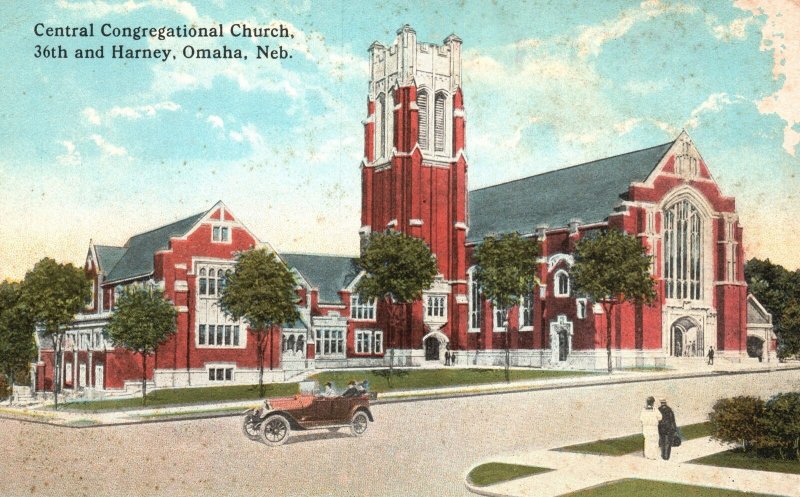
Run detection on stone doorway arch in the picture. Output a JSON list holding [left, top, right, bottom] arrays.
[[422, 330, 449, 362], [670, 316, 702, 357]]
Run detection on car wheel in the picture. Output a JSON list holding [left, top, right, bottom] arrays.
[[350, 411, 369, 437], [261, 414, 291, 446], [241, 413, 261, 441]]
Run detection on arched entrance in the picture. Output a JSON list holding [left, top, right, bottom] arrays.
[[549, 315, 573, 364], [669, 317, 702, 357], [422, 330, 449, 362]]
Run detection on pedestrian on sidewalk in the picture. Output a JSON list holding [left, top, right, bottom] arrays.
[[640, 396, 661, 460], [657, 398, 678, 460], [707, 346, 715, 365], [445, 350, 450, 366]]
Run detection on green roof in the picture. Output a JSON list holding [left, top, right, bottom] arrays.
[[280, 253, 360, 304], [94, 245, 127, 276], [467, 142, 674, 243], [105, 211, 206, 283]]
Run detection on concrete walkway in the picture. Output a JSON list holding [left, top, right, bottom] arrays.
[[466, 437, 799, 497]]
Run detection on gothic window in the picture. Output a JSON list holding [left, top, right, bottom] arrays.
[[468, 268, 482, 331], [199, 268, 207, 295], [554, 270, 570, 297], [375, 94, 386, 160], [519, 291, 534, 330], [663, 199, 703, 300], [434, 92, 446, 153], [417, 90, 429, 149], [493, 306, 507, 332], [576, 298, 587, 319]]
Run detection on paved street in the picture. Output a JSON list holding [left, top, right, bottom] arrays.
[[2, 368, 798, 497]]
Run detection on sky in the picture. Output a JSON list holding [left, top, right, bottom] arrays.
[[1, 0, 799, 280]]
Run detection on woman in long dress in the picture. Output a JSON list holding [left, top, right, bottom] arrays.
[[640, 396, 662, 460]]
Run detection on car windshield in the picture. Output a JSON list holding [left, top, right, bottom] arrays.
[[298, 380, 319, 396]]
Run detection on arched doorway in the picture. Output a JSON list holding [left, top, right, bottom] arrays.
[[422, 330, 449, 362], [747, 336, 764, 359], [549, 315, 573, 364], [669, 317, 703, 357]]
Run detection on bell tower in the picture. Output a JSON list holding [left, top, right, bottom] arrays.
[[360, 25, 469, 352]]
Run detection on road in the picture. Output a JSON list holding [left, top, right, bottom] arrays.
[[2, 369, 798, 497]]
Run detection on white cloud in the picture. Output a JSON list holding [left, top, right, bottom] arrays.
[[575, 0, 696, 58], [107, 101, 181, 120], [207, 115, 224, 129], [229, 130, 243, 142], [56, 0, 199, 22], [56, 140, 81, 166], [706, 14, 754, 41], [686, 93, 735, 128], [81, 107, 102, 125], [735, 0, 800, 156], [89, 134, 128, 157]]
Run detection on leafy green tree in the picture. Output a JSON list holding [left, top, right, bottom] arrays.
[[472, 233, 540, 382], [710, 396, 766, 452], [572, 229, 656, 373], [745, 258, 800, 359], [0, 281, 37, 400], [106, 287, 177, 405], [356, 231, 438, 386], [19, 258, 91, 409], [219, 249, 299, 396]]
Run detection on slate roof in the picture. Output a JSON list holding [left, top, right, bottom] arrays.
[[105, 211, 206, 283], [467, 142, 674, 243], [280, 253, 360, 304], [94, 245, 128, 276]]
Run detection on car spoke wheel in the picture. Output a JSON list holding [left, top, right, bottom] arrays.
[[350, 411, 369, 437], [261, 415, 291, 446], [241, 413, 261, 441]]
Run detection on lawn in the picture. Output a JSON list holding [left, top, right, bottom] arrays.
[[64, 383, 298, 411], [691, 450, 800, 475], [559, 422, 713, 456], [309, 368, 593, 393], [561, 479, 781, 497], [467, 463, 552, 487]]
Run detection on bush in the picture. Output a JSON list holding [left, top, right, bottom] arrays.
[[709, 396, 766, 452], [763, 392, 800, 460]]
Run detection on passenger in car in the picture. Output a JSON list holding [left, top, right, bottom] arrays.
[[342, 381, 360, 397], [322, 382, 336, 397]]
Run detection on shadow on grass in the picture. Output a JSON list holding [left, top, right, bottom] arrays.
[[559, 422, 713, 456]]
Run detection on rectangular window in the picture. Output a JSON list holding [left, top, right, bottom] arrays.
[[350, 295, 376, 320], [199, 325, 206, 345], [208, 367, 234, 382], [374, 331, 383, 354], [434, 93, 445, 152], [212, 226, 221, 241], [216, 326, 223, 345], [354, 329, 383, 354], [225, 368, 232, 381], [212, 225, 231, 242], [494, 307, 507, 332], [208, 277, 216, 296], [233, 326, 240, 346], [315, 328, 346, 357], [224, 325, 231, 345], [426, 295, 446, 319]]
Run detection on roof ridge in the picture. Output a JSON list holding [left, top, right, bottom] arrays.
[[280, 252, 358, 259], [124, 210, 207, 246], [471, 141, 675, 193]]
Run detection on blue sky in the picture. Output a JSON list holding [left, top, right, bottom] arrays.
[[1, 0, 799, 279]]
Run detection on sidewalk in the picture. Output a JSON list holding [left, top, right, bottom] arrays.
[[2, 362, 797, 428], [465, 437, 799, 497]]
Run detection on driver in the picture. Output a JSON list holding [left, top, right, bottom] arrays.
[[322, 381, 336, 397], [341, 380, 360, 397]]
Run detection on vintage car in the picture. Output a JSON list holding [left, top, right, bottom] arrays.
[[242, 380, 374, 446]]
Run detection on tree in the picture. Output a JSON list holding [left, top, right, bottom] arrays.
[[572, 229, 657, 373], [0, 281, 37, 401], [106, 287, 177, 405], [19, 258, 91, 409], [219, 249, 299, 397], [745, 258, 800, 359], [356, 231, 438, 386], [472, 233, 540, 382]]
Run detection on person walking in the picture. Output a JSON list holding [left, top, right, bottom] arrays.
[[444, 350, 451, 366], [640, 396, 662, 460], [707, 346, 715, 365], [657, 399, 678, 460]]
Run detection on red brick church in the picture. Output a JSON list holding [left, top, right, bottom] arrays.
[[34, 26, 773, 395]]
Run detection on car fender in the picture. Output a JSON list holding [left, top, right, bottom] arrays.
[[350, 405, 374, 422], [264, 410, 304, 430]]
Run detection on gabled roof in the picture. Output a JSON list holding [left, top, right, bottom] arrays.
[[747, 294, 772, 325], [280, 253, 360, 304], [94, 245, 127, 276], [467, 141, 675, 243], [105, 211, 206, 283]]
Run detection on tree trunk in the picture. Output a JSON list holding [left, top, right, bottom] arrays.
[[141, 352, 148, 406], [605, 303, 614, 374], [386, 298, 398, 388], [53, 334, 61, 410], [269, 325, 274, 371], [257, 331, 265, 397], [504, 307, 511, 383]]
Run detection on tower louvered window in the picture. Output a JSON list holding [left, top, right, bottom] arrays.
[[434, 93, 446, 153], [376, 94, 385, 159], [664, 199, 703, 300], [417, 90, 428, 149]]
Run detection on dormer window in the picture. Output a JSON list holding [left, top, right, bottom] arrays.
[[212, 225, 230, 243], [350, 294, 376, 321]]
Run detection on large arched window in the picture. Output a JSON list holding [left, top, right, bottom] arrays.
[[417, 89, 429, 149], [664, 198, 703, 300], [434, 92, 447, 153], [554, 270, 570, 297]]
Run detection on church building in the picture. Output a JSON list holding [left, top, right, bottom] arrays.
[[33, 26, 773, 396]]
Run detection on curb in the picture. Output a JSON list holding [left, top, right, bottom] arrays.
[[3, 365, 798, 428]]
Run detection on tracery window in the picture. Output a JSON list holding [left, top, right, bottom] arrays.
[[663, 199, 703, 300], [519, 291, 533, 330], [554, 270, 570, 297]]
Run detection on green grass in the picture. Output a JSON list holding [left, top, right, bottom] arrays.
[[309, 368, 593, 393], [467, 463, 552, 487], [560, 422, 713, 456], [561, 479, 781, 497], [63, 383, 298, 412], [691, 450, 800, 475]]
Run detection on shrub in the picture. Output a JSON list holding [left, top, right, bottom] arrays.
[[763, 392, 800, 460], [709, 396, 766, 452]]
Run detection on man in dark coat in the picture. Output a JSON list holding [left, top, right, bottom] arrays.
[[658, 399, 678, 460]]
